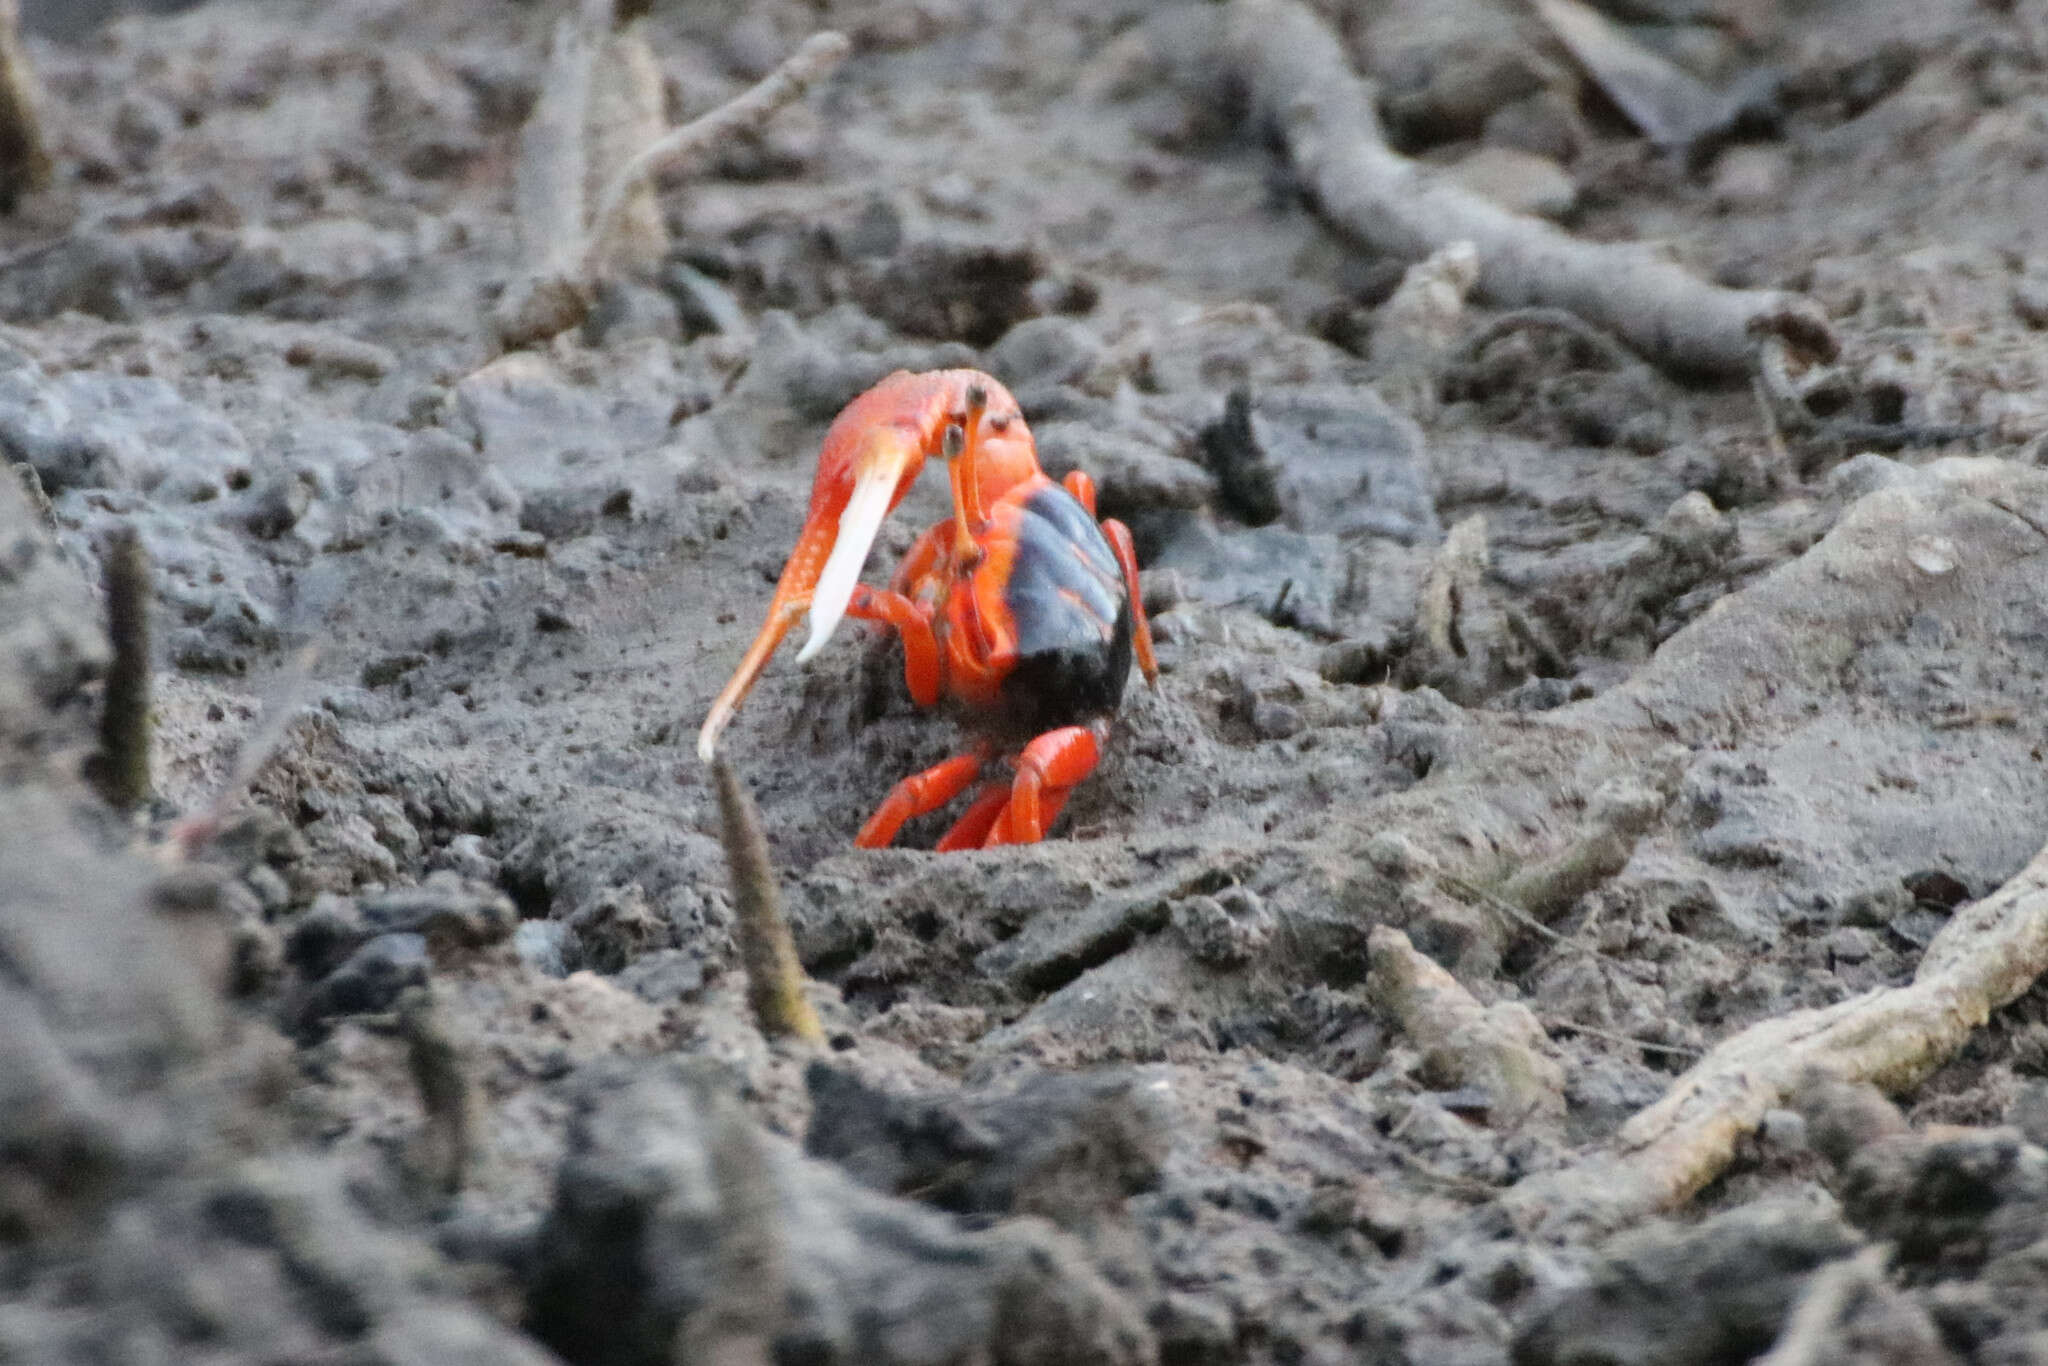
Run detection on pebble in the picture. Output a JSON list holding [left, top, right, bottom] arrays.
[[514, 920, 572, 978], [1710, 146, 1790, 213]]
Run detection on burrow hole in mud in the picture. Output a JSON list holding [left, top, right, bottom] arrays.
[[499, 864, 554, 921], [906, 907, 944, 942]]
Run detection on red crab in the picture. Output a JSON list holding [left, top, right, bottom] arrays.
[[697, 369, 1158, 848]]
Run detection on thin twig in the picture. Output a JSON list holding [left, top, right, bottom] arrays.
[[1442, 872, 1571, 947], [582, 31, 849, 282], [1540, 1016, 1702, 1059]]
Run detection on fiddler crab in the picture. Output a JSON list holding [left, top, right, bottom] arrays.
[[697, 369, 1158, 849]]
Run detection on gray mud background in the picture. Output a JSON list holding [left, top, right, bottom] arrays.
[[8, 1, 2048, 1363]]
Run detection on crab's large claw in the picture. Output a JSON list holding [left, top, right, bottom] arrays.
[[697, 372, 946, 762]]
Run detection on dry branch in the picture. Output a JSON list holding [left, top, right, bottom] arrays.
[[495, 23, 849, 351], [1506, 834, 2048, 1231], [712, 756, 826, 1046], [1224, 0, 1834, 377]]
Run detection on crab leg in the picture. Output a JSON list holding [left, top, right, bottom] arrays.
[[855, 750, 985, 849]]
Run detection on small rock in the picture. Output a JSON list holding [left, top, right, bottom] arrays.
[[2009, 1081, 2048, 1150], [513, 920, 573, 979], [853, 240, 1043, 347], [244, 865, 292, 915], [297, 932, 429, 1032], [1825, 926, 1877, 965], [1906, 535, 1958, 576], [612, 948, 707, 1003], [1445, 145, 1577, 219], [362, 653, 428, 689], [360, 794, 423, 866], [427, 833, 499, 884], [238, 471, 312, 539], [1709, 145, 1789, 212], [566, 885, 668, 974], [1171, 888, 1276, 968], [1250, 698, 1303, 741], [1842, 1128, 2048, 1266], [302, 811, 401, 888], [582, 280, 681, 347], [1363, 830, 1438, 880], [1035, 423, 1214, 515], [0, 231, 140, 323], [1825, 452, 1908, 500], [1378, 34, 1554, 145], [837, 195, 903, 258], [283, 332, 395, 383]]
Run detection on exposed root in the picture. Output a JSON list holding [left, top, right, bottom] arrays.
[[1223, 0, 1834, 378], [494, 19, 849, 351], [712, 757, 826, 1047], [1506, 833, 2048, 1232], [1368, 925, 1567, 1121], [1756, 336, 1985, 469]]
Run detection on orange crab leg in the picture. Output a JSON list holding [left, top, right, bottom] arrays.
[[1100, 518, 1159, 686], [846, 584, 941, 708], [936, 783, 1013, 851], [855, 750, 985, 849], [985, 723, 1105, 846], [1061, 469, 1098, 515]]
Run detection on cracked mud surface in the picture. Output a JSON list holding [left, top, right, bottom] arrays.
[[9, 1, 2048, 1363]]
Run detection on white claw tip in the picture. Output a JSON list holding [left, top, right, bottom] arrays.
[[796, 464, 896, 667]]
